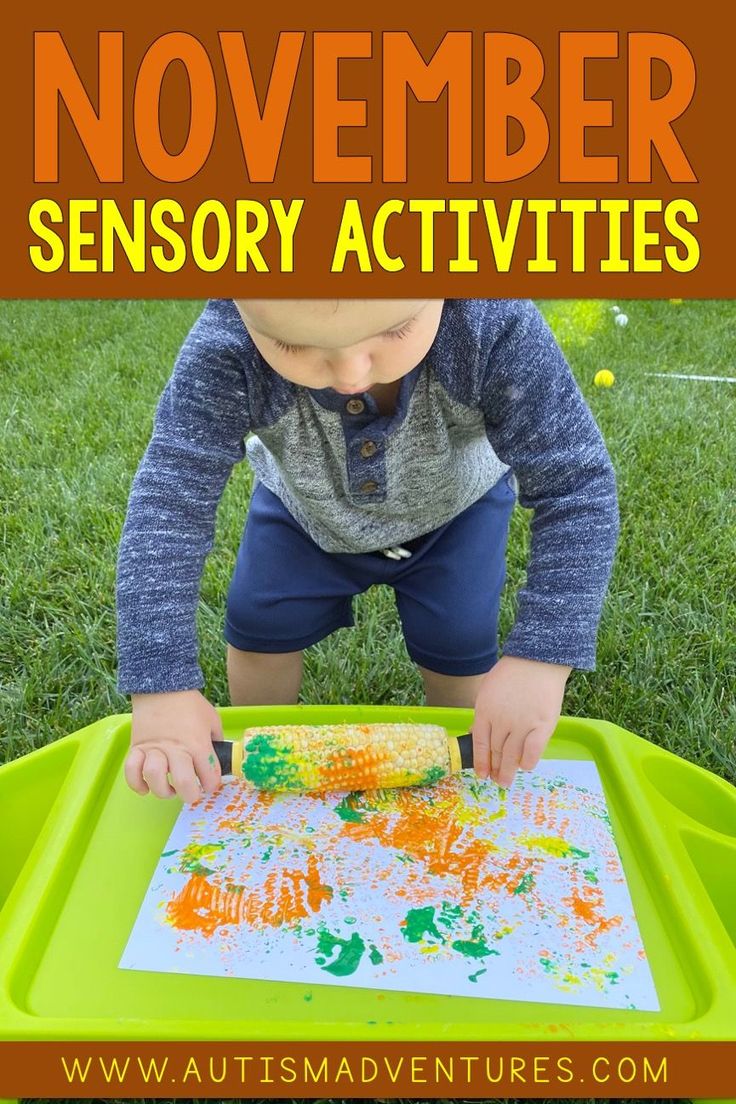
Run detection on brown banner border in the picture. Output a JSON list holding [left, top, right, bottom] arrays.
[[0, 1040, 734, 1097], [3, 1, 736, 296]]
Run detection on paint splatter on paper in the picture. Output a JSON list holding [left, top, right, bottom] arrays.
[[120, 760, 659, 1010]]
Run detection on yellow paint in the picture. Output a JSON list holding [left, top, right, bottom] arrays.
[[587, 967, 609, 990], [520, 834, 575, 857], [493, 925, 515, 939], [454, 802, 500, 827]]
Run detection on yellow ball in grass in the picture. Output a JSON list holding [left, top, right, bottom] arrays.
[[594, 369, 615, 388]]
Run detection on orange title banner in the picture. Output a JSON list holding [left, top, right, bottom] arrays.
[[0, 1040, 734, 1097], [2, 1, 735, 295]]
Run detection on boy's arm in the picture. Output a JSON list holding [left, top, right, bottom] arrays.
[[480, 300, 619, 671], [473, 300, 619, 786], [117, 300, 253, 801], [116, 300, 251, 695]]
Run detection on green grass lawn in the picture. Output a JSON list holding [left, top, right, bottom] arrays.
[[3, 300, 734, 1104], [1, 298, 734, 779]]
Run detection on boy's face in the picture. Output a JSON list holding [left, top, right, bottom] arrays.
[[234, 299, 444, 394]]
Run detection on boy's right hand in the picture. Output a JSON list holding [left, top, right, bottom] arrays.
[[125, 690, 223, 803]]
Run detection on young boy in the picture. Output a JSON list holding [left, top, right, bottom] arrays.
[[117, 299, 619, 804]]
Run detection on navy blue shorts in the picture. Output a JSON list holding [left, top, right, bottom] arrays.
[[224, 471, 516, 677]]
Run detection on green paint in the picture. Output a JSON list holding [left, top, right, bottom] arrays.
[[178, 842, 225, 876], [452, 919, 497, 960], [468, 967, 487, 983], [339, 888, 350, 901], [303, 993, 313, 1002], [315, 928, 366, 976], [439, 901, 463, 925], [344, 916, 357, 925], [368, 944, 384, 965], [261, 845, 273, 862], [605, 971, 620, 981], [208, 753, 216, 766], [335, 795, 364, 823], [466, 775, 503, 801], [401, 906, 443, 944], [584, 868, 599, 884], [513, 872, 535, 895], [242, 732, 302, 790], [161, 850, 176, 857], [539, 956, 556, 974], [452, 938, 498, 959], [420, 764, 447, 786]]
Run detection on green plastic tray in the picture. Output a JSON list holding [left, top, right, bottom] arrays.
[[0, 705, 734, 1044]]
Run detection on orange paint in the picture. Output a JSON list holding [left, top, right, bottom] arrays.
[[317, 747, 384, 790], [166, 852, 332, 936], [162, 772, 644, 994], [339, 786, 521, 906], [561, 884, 623, 946]]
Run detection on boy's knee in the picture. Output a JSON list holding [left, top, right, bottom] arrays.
[[227, 645, 304, 706], [227, 644, 301, 665], [418, 665, 485, 709]]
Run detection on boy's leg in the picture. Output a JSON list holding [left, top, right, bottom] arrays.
[[394, 471, 516, 700], [225, 483, 369, 704], [417, 667, 485, 708], [227, 645, 304, 706]]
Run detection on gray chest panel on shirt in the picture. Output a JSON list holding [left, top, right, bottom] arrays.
[[246, 366, 507, 552]]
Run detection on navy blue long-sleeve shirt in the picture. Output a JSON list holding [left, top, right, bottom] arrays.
[[116, 299, 619, 693]]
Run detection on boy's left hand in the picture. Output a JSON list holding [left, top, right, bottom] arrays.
[[471, 656, 572, 788]]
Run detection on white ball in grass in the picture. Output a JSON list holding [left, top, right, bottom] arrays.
[[611, 305, 620, 313], [615, 312, 629, 326]]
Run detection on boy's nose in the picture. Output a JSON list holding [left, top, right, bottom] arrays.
[[327, 349, 372, 389]]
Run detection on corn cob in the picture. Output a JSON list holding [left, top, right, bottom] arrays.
[[230, 723, 462, 792]]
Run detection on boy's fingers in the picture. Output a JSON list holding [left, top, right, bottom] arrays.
[[141, 748, 176, 799], [520, 726, 551, 770], [496, 730, 526, 788], [167, 746, 205, 804], [193, 744, 223, 796], [210, 709, 224, 742], [471, 718, 492, 778], [124, 745, 150, 795], [490, 727, 510, 782]]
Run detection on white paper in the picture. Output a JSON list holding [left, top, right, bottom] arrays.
[[120, 760, 659, 1010]]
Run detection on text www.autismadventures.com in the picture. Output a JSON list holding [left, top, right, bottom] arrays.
[[60, 1051, 668, 1090]]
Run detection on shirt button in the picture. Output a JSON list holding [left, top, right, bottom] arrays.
[[360, 480, 379, 493], [360, 440, 378, 458], [345, 398, 365, 415]]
